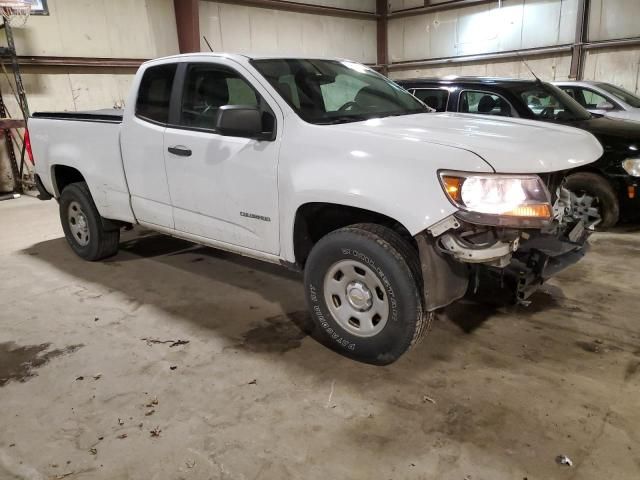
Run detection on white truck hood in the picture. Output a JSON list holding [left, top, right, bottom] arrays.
[[336, 112, 603, 173]]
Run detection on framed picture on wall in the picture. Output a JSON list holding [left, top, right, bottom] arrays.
[[29, 0, 48, 15]]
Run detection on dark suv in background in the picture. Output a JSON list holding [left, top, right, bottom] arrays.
[[397, 77, 640, 228]]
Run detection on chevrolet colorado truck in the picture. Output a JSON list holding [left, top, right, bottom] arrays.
[[30, 54, 602, 365]]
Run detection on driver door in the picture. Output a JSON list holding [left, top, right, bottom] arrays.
[[163, 60, 281, 254]]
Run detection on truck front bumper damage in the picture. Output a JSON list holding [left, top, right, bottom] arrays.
[[416, 190, 593, 311]]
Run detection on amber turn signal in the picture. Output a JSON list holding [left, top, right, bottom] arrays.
[[503, 204, 552, 218], [441, 175, 463, 202]]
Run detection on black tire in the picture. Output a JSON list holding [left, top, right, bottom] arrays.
[[303, 223, 432, 365], [565, 172, 619, 229], [59, 182, 120, 261]]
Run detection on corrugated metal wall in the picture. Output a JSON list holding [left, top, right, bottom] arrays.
[[301, 0, 376, 12], [0, 0, 178, 114], [389, 0, 577, 62], [388, 0, 577, 81], [388, 0, 640, 95], [199, 1, 377, 64], [582, 0, 640, 94]]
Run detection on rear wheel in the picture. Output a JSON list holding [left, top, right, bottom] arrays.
[[59, 182, 120, 261], [303, 223, 431, 365], [565, 172, 619, 229]]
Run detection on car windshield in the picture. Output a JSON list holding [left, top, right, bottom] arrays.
[[505, 83, 592, 122], [251, 59, 428, 124], [597, 82, 640, 108]]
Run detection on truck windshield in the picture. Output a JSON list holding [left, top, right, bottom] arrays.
[[252, 59, 428, 124], [506, 83, 592, 122], [597, 82, 640, 108]]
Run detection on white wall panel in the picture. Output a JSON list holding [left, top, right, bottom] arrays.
[[588, 0, 640, 41], [302, 0, 376, 12], [0, 67, 134, 115], [429, 9, 458, 58], [389, 0, 424, 12], [583, 47, 640, 94], [389, 53, 572, 82], [199, 1, 377, 63], [388, 0, 576, 63], [5, 0, 178, 58], [455, 3, 499, 56], [495, 0, 525, 52]]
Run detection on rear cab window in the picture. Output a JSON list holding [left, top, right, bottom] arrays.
[[411, 88, 450, 112], [458, 90, 513, 117], [136, 64, 177, 124]]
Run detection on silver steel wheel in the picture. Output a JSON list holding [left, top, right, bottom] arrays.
[[572, 192, 601, 225], [67, 200, 90, 246], [323, 259, 390, 338]]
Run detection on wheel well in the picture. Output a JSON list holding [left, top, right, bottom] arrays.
[[566, 166, 605, 177], [293, 203, 414, 267], [52, 165, 85, 196]]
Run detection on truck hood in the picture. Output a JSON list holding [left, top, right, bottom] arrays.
[[334, 112, 603, 173]]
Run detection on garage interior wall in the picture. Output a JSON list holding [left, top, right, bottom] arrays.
[[583, 0, 640, 94], [0, 0, 179, 114], [387, 0, 640, 94], [198, 1, 377, 64], [2, 0, 640, 116], [387, 0, 578, 81]]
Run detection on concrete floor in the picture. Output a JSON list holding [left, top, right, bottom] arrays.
[[1, 195, 639, 480]]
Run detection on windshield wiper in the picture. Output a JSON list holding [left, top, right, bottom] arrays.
[[316, 115, 370, 125]]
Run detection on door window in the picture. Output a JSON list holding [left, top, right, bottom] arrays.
[[179, 65, 260, 130], [411, 88, 449, 112], [562, 87, 610, 109], [136, 64, 177, 124], [459, 91, 513, 117]]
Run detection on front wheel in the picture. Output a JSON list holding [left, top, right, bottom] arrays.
[[564, 172, 619, 229], [303, 224, 432, 365], [59, 182, 120, 261]]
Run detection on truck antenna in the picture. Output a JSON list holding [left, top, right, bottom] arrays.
[[517, 52, 541, 83], [203, 36, 214, 52]]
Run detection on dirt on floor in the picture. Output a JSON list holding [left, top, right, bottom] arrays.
[[1, 195, 639, 480]]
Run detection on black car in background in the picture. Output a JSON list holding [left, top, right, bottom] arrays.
[[397, 77, 640, 228]]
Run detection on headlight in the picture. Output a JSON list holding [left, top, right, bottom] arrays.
[[622, 158, 640, 176], [439, 171, 552, 218]]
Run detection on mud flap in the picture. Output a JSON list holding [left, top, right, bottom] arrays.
[[415, 232, 470, 311]]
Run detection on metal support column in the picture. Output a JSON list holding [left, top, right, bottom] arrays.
[[569, 0, 589, 80], [0, 18, 31, 193], [376, 0, 388, 75]]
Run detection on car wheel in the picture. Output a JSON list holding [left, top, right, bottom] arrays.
[[59, 182, 120, 261], [565, 172, 619, 229], [303, 223, 432, 365]]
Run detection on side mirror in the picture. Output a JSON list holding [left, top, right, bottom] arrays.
[[215, 105, 264, 139], [596, 101, 615, 111]]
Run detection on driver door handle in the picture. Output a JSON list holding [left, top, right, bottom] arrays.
[[168, 145, 192, 157]]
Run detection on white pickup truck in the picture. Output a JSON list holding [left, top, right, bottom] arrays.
[[31, 53, 603, 364]]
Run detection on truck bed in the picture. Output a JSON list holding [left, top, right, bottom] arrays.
[[31, 109, 123, 124], [29, 111, 135, 224]]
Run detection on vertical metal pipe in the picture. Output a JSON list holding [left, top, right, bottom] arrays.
[[174, 0, 201, 53], [570, 0, 590, 80], [377, 0, 389, 74]]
